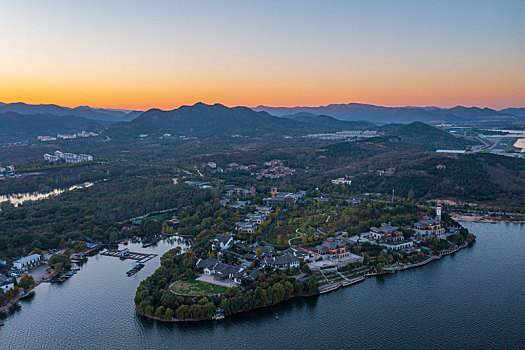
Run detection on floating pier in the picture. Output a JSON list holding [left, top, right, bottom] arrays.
[[101, 249, 157, 262]]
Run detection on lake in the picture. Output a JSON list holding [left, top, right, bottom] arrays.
[[0, 222, 524, 349]]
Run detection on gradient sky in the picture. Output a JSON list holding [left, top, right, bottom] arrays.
[[1, 0, 524, 110]]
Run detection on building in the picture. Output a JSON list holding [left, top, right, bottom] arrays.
[[0, 273, 15, 292], [414, 216, 445, 239], [13, 254, 42, 270], [283, 247, 311, 262], [256, 206, 273, 215], [213, 234, 234, 250], [38, 135, 57, 141], [369, 223, 404, 242], [196, 258, 245, 283], [44, 150, 93, 164], [384, 241, 414, 251], [314, 240, 349, 259], [263, 188, 299, 206], [262, 255, 300, 270], [225, 187, 256, 198], [331, 177, 352, 185]]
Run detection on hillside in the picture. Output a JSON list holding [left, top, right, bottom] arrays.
[[0, 102, 139, 122], [0, 112, 104, 142], [378, 122, 474, 150], [108, 103, 374, 138], [500, 107, 525, 118]]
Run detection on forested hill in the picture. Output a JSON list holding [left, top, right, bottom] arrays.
[[377, 122, 474, 150], [107, 103, 374, 137], [0, 112, 104, 142]]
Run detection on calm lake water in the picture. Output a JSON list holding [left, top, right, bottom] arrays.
[[0, 182, 94, 207], [1, 222, 524, 349]]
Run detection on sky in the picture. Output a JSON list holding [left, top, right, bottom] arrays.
[[1, 0, 524, 110]]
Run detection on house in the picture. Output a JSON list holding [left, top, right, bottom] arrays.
[[0, 273, 15, 292], [256, 206, 273, 215], [196, 258, 245, 283], [262, 255, 300, 270], [213, 234, 235, 250], [414, 216, 446, 238], [13, 254, 42, 270], [237, 225, 256, 234], [369, 223, 403, 242], [246, 214, 266, 224], [283, 247, 311, 262], [244, 269, 264, 282]]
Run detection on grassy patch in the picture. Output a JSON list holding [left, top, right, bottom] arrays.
[[170, 279, 228, 296]]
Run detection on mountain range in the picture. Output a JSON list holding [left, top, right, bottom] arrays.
[[0, 112, 104, 142], [0, 102, 141, 122], [107, 103, 374, 138], [254, 103, 522, 124]]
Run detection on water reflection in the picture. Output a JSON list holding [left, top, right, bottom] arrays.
[[0, 182, 94, 207]]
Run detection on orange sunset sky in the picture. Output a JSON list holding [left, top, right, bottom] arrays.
[[1, 1, 524, 111]]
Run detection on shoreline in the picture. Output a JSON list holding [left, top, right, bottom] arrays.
[[139, 243, 472, 323], [450, 212, 525, 223], [0, 280, 43, 313]]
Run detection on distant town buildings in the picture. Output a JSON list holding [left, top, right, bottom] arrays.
[[303, 130, 379, 140], [256, 159, 295, 179], [377, 168, 396, 176], [331, 177, 352, 185], [0, 165, 15, 173], [37, 135, 57, 141], [44, 150, 93, 164]]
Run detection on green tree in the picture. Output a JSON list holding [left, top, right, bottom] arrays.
[[19, 274, 35, 290], [48, 254, 71, 270], [164, 307, 174, 320]]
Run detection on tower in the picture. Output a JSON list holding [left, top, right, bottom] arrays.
[[436, 203, 442, 222]]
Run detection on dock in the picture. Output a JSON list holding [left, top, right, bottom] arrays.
[[101, 249, 157, 262]]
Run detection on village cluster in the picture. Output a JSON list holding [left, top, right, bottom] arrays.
[[199, 159, 296, 180], [191, 190, 452, 289], [37, 131, 99, 142]]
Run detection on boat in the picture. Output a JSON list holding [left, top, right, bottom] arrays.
[[126, 262, 146, 276], [0, 320, 4, 327], [142, 242, 154, 248], [212, 313, 225, 320], [274, 314, 279, 320]]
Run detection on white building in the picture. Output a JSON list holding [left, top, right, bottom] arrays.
[[384, 241, 414, 251], [331, 177, 352, 185], [0, 273, 15, 292], [13, 254, 42, 270]]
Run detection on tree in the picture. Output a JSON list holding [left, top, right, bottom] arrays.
[[155, 306, 165, 318], [19, 274, 35, 290], [164, 307, 174, 320], [48, 254, 71, 270], [30, 248, 45, 259]]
